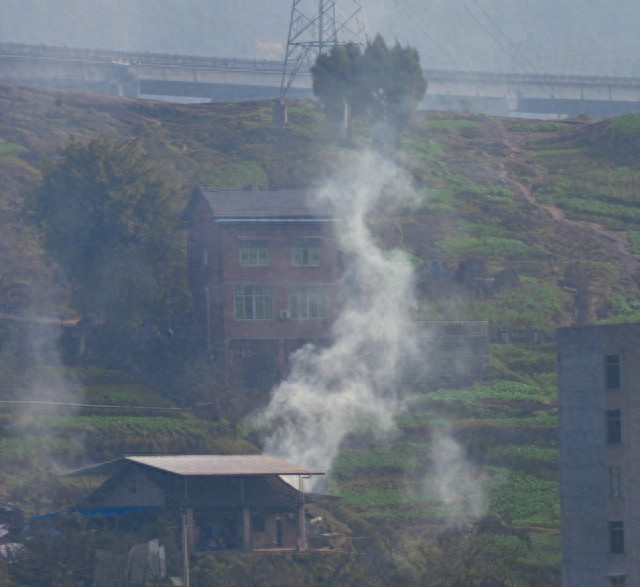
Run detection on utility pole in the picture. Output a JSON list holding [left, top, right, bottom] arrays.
[[280, 0, 368, 99]]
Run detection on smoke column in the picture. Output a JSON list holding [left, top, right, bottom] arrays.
[[255, 149, 418, 485], [255, 147, 489, 524], [427, 426, 488, 525]]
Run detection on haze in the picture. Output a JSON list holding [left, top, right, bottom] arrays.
[[2, 0, 640, 77]]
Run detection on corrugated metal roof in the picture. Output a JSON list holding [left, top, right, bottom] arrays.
[[125, 454, 324, 477], [198, 187, 334, 220]]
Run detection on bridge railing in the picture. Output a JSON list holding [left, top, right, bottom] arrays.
[[0, 42, 288, 73]]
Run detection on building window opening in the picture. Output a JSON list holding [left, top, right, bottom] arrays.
[[239, 240, 268, 266], [234, 284, 274, 320], [606, 354, 621, 389], [288, 284, 327, 319], [609, 466, 623, 498], [606, 410, 622, 444], [609, 521, 625, 554], [292, 239, 320, 266], [610, 576, 626, 587]]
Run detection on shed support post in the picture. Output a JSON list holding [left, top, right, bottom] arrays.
[[181, 510, 191, 587], [297, 504, 307, 551], [186, 508, 195, 548], [242, 506, 251, 551]]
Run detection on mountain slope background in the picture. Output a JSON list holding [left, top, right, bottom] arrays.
[[2, 83, 640, 584]]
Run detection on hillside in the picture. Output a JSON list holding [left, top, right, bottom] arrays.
[[2, 83, 640, 585]]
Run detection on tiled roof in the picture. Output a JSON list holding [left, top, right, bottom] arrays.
[[125, 454, 324, 477], [198, 187, 334, 220]]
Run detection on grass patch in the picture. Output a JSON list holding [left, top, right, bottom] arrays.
[[332, 443, 428, 479], [199, 160, 269, 188], [510, 121, 567, 133], [425, 119, 481, 132], [487, 444, 558, 469], [422, 381, 551, 407], [0, 139, 26, 159], [605, 113, 640, 135], [486, 468, 559, 526], [458, 280, 568, 331], [83, 384, 177, 408], [437, 234, 545, 261]]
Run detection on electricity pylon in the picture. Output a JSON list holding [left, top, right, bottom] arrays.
[[280, 0, 368, 98]]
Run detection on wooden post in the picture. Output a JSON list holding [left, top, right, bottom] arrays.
[[298, 475, 309, 551], [243, 506, 251, 551], [181, 510, 191, 587]]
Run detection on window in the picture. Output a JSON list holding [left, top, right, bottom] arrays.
[[292, 238, 320, 266], [610, 576, 626, 587], [288, 284, 327, 319], [606, 410, 622, 444], [609, 521, 625, 554], [609, 466, 623, 498], [606, 355, 621, 389], [234, 285, 274, 320], [239, 240, 268, 266]]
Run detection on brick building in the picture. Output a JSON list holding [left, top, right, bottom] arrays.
[[183, 187, 340, 386], [558, 323, 640, 587]]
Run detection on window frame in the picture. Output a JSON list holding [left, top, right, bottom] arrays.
[[606, 354, 621, 390], [292, 238, 321, 267], [609, 521, 625, 554], [234, 284, 274, 320], [288, 283, 328, 319], [239, 239, 269, 267], [606, 409, 622, 444]]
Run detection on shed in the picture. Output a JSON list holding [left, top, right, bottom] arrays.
[[67, 454, 324, 552]]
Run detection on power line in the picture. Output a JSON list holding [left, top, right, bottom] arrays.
[[468, 0, 540, 75], [0, 399, 187, 411], [455, 0, 525, 73], [393, 0, 461, 70]]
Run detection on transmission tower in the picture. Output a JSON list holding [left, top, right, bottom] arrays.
[[280, 0, 368, 98]]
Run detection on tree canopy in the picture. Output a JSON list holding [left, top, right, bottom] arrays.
[[34, 137, 186, 332], [311, 34, 427, 143]]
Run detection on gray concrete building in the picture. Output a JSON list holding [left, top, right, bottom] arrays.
[[558, 323, 640, 587]]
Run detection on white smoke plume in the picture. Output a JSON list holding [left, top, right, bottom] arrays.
[[427, 426, 488, 525], [255, 149, 418, 483]]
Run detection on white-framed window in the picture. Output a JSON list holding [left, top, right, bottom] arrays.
[[239, 239, 268, 266], [234, 284, 274, 320], [292, 238, 320, 266], [288, 284, 327, 319]]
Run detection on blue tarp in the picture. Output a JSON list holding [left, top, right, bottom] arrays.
[[32, 506, 160, 520]]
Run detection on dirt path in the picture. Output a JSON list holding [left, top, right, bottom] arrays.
[[491, 117, 640, 281]]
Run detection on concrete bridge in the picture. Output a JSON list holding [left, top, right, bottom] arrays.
[[2, 42, 640, 117]]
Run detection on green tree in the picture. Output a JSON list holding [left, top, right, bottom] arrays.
[[34, 137, 186, 335], [311, 42, 363, 128], [311, 34, 427, 144], [402, 522, 527, 586]]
